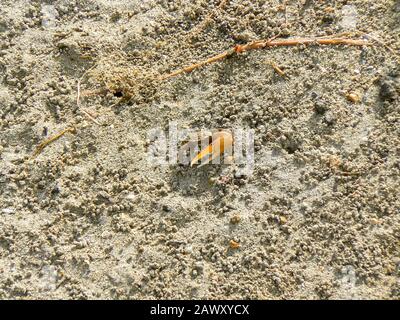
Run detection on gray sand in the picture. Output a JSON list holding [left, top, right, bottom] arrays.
[[0, 0, 399, 299]]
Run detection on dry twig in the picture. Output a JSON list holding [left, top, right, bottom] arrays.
[[269, 61, 287, 77], [77, 64, 103, 125], [32, 127, 76, 158], [160, 36, 369, 80]]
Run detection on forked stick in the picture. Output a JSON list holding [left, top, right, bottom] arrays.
[[160, 37, 369, 80]]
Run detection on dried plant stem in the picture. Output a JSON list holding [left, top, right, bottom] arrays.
[[81, 109, 101, 125], [364, 34, 399, 58], [32, 127, 76, 158], [77, 65, 96, 107], [77, 64, 103, 125], [160, 50, 235, 80], [160, 37, 369, 80], [269, 60, 287, 77]]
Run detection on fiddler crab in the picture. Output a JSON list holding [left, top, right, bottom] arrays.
[[179, 129, 234, 167]]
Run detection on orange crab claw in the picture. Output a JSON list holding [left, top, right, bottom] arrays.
[[190, 131, 233, 167], [190, 144, 213, 167]]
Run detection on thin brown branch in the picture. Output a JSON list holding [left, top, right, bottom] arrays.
[[32, 127, 76, 158], [76, 64, 103, 125], [81, 109, 101, 125], [160, 37, 369, 80], [159, 49, 235, 80], [269, 61, 287, 77], [363, 33, 399, 58]]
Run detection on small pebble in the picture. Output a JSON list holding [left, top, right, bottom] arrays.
[[346, 92, 361, 103], [229, 240, 240, 249], [230, 215, 241, 224]]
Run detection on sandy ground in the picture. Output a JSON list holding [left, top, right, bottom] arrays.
[[0, 0, 399, 299]]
